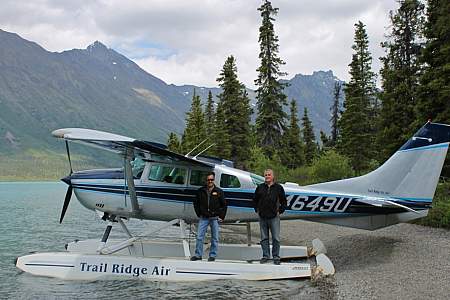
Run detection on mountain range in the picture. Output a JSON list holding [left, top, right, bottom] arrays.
[[0, 29, 343, 178]]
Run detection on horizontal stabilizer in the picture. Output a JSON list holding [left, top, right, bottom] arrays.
[[357, 197, 420, 214]]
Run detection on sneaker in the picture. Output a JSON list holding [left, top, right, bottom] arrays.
[[260, 257, 269, 264], [190, 256, 201, 261], [208, 257, 215, 262], [274, 259, 281, 265]]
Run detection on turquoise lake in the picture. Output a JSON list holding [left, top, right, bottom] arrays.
[[0, 182, 326, 299]]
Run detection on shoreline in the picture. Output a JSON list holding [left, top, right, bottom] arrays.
[[242, 220, 449, 299]]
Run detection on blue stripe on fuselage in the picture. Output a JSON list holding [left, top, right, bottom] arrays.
[[72, 182, 429, 215]]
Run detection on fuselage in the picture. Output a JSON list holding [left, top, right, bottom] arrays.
[[67, 159, 430, 230]]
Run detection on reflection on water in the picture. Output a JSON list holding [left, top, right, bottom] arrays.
[[0, 182, 332, 299]]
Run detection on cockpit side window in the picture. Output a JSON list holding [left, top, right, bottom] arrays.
[[148, 165, 186, 184], [220, 174, 241, 188], [131, 157, 146, 178]]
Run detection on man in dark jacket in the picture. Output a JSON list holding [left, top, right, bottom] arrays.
[[191, 172, 227, 262], [253, 169, 287, 265]]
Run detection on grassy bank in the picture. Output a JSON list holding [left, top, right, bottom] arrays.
[[0, 150, 115, 181]]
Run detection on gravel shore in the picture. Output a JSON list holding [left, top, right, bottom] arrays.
[[244, 221, 450, 299]]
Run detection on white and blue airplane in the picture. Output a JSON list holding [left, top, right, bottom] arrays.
[[54, 121, 449, 231], [15, 121, 450, 281]]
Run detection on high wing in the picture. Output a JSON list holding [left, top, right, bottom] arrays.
[[52, 128, 211, 168]]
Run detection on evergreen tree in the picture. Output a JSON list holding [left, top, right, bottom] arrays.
[[339, 21, 378, 173], [302, 107, 317, 165], [319, 130, 331, 153], [216, 56, 252, 167], [254, 0, 288, 157], [416, 0, 450, 125], [202, 90, 216, 156], [167, 132, 181, 153], [213, 100, 231, 159], [181, 90, 206, 154], [330, 81, 342, 146], [377, 0, 425, 162], [205, 90, 215, 136], [416, 0, 450, 177], [281, 99, 304, 168]]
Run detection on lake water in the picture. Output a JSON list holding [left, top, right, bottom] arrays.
[[0, 182, 326, 299]]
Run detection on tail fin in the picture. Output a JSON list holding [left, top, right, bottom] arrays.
[[308, 122, 450, 203]]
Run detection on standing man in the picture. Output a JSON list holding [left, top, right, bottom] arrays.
[[253, 169, 287, 265], [191, 172, 227, 262]]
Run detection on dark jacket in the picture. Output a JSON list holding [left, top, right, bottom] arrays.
[[253, 182, 287, 218], [193, 185, 227, 219]]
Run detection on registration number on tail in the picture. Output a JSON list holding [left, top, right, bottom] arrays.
[[287, 195, 353, 213]]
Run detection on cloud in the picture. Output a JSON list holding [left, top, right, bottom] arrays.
[[0, 0, 398, 87]]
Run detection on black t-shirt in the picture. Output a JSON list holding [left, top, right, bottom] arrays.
[[253, 182, 287, 218]]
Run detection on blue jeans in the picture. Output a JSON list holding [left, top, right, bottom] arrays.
[[194, 217, 220, 258], [259, 216, 280, 259]]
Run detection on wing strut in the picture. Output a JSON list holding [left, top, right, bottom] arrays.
[[124, 148, 140, 215]]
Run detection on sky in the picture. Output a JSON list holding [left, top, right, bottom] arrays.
[[0, 0, 399, 88]]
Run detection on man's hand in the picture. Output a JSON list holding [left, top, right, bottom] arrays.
[[218, 217, 223, 222]]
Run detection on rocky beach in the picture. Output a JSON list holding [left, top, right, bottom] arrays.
[[244, 221, 450, 299]]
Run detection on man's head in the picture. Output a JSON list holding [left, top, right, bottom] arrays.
[[264, 169, 274, 185], [206, 172, 215, 188]]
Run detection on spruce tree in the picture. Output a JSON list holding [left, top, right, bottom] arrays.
[[302, 107, 317, 165], [320, 130, 331, 153], [416, 0, 450, 125], [216, 56, 252, 167], [255, 0, 288, 157], [416, 0, 450, 176], [330, 81, 342, 146], [167, 132, 181, 153], [339, 21, 378, 173], [377, 0, 425, 162], [213, 100, 231, 159], [181, 90, 207, 154], [205, 90, 215, 136], [281, 99, 304, 168]]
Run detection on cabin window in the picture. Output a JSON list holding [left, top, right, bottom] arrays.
[[131, 157, 146, 178], [148, 165, 186, 184], [190, 170, 211, 186], [250, 174, 265, 185], [220, 174, 241, 188]]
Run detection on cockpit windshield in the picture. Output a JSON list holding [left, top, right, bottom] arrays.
[[250, 173, 265, 185]]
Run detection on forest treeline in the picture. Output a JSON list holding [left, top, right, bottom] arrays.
[[168, 0, 449, 187], [167, 0, 450, 228]]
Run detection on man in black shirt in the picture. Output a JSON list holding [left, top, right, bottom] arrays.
[[253, 169, 287, 265], [191, 172, 227, 262]]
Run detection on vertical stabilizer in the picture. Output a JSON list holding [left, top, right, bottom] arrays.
[[307, 122, 450, 202]]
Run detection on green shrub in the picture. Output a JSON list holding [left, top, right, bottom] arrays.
[[415, 182, 450, 229], [246, 147, 288, 180], [309, 150, 354, 183]]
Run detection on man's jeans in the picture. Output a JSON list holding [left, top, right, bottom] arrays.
[[259, 216, 281, 259], [194, 217, 220, 258]]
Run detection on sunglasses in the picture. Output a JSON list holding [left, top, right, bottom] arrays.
[[207, 179, 214, 181]]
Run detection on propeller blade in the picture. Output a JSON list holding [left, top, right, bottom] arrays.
[[59, 185, 73, 224], [65, 140, 73, 175]]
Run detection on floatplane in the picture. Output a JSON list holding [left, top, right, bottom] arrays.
[[16, 122, 450, 281]]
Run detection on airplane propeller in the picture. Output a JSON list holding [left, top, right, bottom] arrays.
[[60, 183, 73, 223], [59, 141, 73, 223]]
